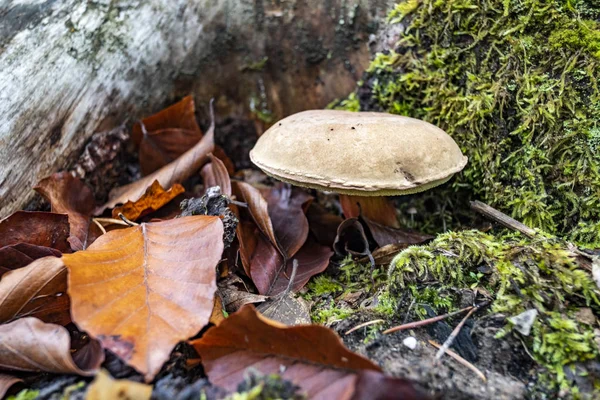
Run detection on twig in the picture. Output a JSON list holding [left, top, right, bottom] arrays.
[[118, 213, 139, 226], [470, 200, 536, 238], [345, 319, 385, 335], [428, 340, 487, 382], [434, 306, 480, 361], [92, 218, 106, 234], [384, 305, 475, 335]]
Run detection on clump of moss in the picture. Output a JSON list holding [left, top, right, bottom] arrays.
[[227, 370, 303, 400], [388, 229, 600, 394], [339, 0, 600, 245]]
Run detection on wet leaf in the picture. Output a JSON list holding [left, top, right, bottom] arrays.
[[191, 305, 423, 399], [63, 216, 224, 381], [98, 116, 215, 214], [339, 195, 400, 229], [0, 211, 71, 253], [361, 216, 432, 247], [201, 154, 231, 197], [86, 370, 152, 400], [0, 317, 103, 375], [0, 374, 22, 399], [0, 256, 70, 325], [0, 243, 61, 276], [35, 172, 100, 251], [111, 180, 185, 221]]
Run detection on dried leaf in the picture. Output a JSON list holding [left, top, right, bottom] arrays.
[[0, 211, 71, 253], [262, 184, 312, 258], [191, 305, 423, 399], [86, 370, 152, 400], [358, 243, 409, 266], [339, 195, 400, 229], [35, 172, 100, 251], [0, 243, 61, 276], [210, 295, 226, 326], [361, 216, 432, 247], [333, 218, 371, 258], [257, 293, 311, 325], [99, 116, 215, 214], [219, 287, 268, 313], [0, 317, 103, 375], [111, 180, 185, 221], [201, 154, 232, 197], [306, 203, 343, 247], [0, 256, 70, 325], [63, 216, 224, 381], [0, 374, 22, 399], [233, 182, 279, 251]]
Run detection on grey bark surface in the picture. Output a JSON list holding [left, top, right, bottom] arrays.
[[0, 0, 392, 217]]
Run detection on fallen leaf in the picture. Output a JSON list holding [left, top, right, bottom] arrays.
[[306, 203, 344, 247], [232, 182, 279, 252], [0, 317, 103, 375], [333, 218, 371, 258], [257, 292, 311, 325], [219, 287, 268, 313], [0, 374, 22, 399], [191, 305, 423, 399], [35, 172, 100, 251], [339, 195, 400, 229], [86, 370, 152, 400], [0, 256, 70, 325], [0, 211, 71, 253], [357, 243, 410, 266], [201, 154, 232, 197], [0, 243, 61, 276], [99, 116, 214, 214], [262, 184, 312, 258], [210, 295, 226, 326], [63, 216, 224, 381], [111, 180, 185, 221], [360, 216, 432, 247]]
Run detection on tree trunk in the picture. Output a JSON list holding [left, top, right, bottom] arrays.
[[0, 0, 392, 217]]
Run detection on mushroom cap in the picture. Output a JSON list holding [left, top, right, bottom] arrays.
[[250, 110, 468, 196]]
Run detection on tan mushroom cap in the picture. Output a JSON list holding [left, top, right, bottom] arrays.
[[250, 110, 468, 196]]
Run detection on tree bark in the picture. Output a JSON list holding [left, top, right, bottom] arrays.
[[0, 0, 392, 217]]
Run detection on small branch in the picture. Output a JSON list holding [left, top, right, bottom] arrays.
[[345, 319, 385, 335], [434, 305, 482, 361], [118, 213, 139, 226], [470, 200, 536, 238], [92, 218, 107, 235], [428, 340, 487, 382], [384, 305, 475, 335]]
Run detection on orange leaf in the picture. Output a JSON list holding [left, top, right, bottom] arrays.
[[0, 317, 103, 375], [191, 305, 424, 399], [35, 172, 100, 251], [98, 116, 215, 215], [0, 256, 70, 325], [111, 180, 185, 221], [63, 216, 224, 381]]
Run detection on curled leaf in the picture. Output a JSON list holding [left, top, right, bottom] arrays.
[[63, 216, 224, 381], [201, 154, 232, 197], [0, 256, 70, 325], [0, 317, 103, 375], [111, 180, 185, 221]]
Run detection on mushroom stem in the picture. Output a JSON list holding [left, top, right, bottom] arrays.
[[338, 194, 400, 229]]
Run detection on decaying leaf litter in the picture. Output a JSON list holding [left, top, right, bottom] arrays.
[[0, 95, 597, 400]]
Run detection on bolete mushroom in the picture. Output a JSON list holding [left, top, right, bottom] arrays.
[[249, 110, 467, 229]]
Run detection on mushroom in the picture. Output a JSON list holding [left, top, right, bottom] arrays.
[[249, 110, 467, 229]]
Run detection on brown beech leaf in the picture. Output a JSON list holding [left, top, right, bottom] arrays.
[[86, 370, 152, 400], [232, 181, 279, 250], [360, 216, 433, 247], [0, 317, 104, 375], [0, 374, 22, 399], [339, 195, 400, 229], [0, 211, 71, 253], [306, 203, 344, 247], [191, 305, 424, 399], [35, 172, 100, 251], [0, 243, 61, 276], [111, 180, 185, 221], [0, 256, 70, 325], [262, 184, 312, 258], [219, 287, 268, 313], [201, 154, 231, 197], [99, 116, 215, 214], [63, 216, 224, 381]]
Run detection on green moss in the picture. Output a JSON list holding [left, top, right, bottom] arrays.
[[388, 229, 600, 393], [7, 390, 38, 400], [312, 301, 355, 324], [226, 370, 303, 400], [305, 275, 344, 298], [342, 0, 600, 245]]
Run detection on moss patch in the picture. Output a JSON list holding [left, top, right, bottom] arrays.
[[335, 0, 600, 246]]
